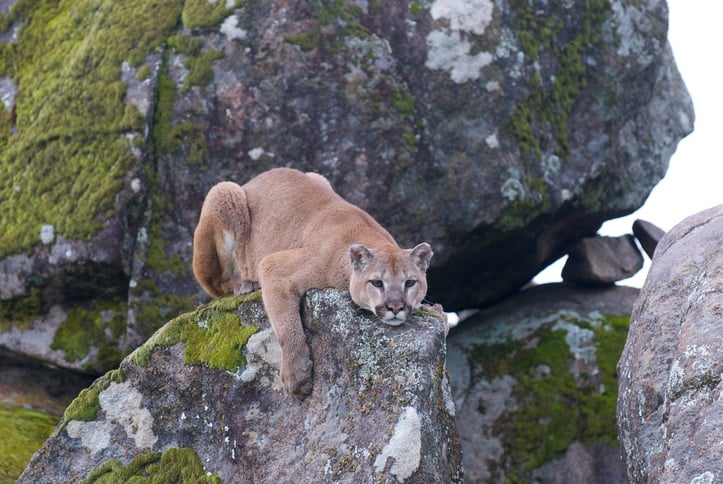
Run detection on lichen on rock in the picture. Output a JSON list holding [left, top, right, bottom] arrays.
[[447, 283, 636, 482], [19, 289, 461, 483]]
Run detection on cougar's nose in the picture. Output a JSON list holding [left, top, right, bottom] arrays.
[[386, 300, 405, 314]]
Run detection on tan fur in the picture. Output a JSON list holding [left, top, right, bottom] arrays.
[[192, 168, 433, 396]]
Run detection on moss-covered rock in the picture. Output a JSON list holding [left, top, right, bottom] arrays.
[[19, 289, 460, 483], [79, 447, 221, 483], [447, 283, 636, 482]]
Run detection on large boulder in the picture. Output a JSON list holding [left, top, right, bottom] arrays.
[[617, 205, 723, 482], [0, 0, 692, 371], [447, 283, 637, 482], [19, 288, 461, 483]]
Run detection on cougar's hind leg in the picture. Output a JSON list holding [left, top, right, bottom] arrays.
[[193, 181, 254, 296]]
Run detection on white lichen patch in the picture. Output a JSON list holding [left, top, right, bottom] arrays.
[[373, 406, 421, 480], [0, 76, 17, 110], [39, 224, 55, 245], [100, 381, 158, 449], [553, 320, 596, 367], [430, 0, 493, 34], [691, 471, 715, 484], [239, 329, 283, 389], [425, 0, 495, 83], [248, 147, 273, 161], [221, 15, 247, 41], [66, 381, 157, 455], [500, 177, 525, 202], [66, 420, 113, 455]]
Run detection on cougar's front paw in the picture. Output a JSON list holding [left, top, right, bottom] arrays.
[[281, 357, 313, 398]]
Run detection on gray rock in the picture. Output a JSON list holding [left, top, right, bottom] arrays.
[[447, 283, 637, 482], [0, 0, 694, 371], [617, 205, 723, 483], [19, 289, 461, 483], [632, 219, 666, 259], [562, 235, 644, 285]]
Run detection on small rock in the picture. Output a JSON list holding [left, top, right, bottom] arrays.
[[632, 219, 666, 259], [562, 235, 643, 285]]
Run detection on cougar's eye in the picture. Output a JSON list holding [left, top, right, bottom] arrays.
[[405, 280, 417, 288], [370, 280, 383, 288]]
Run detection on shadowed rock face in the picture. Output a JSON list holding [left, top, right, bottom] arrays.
[[18, 289, 461, 483], [0, 0, 693, 370], [618, 205, 723, 483]]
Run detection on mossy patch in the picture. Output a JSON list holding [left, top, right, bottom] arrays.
[[0, 404, 59, 482], [0, 0, 184, 259], [182, 0, 244, 30], [283, 0, 370, 53], [61, 368, 125, 428], [0, 289, 42, 332], [79, 447, 221, 483], [182, 49, 225, 92], [471, 312, 629, 479], [130, 293, 261, 371], [508, 0, 611, 161], [50, 298, 127, 371]]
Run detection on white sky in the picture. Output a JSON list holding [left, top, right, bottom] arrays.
[[535, 0, 721, 287]]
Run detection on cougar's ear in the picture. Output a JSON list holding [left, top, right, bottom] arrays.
[[350, 244, 373, 271], [410, 242, 433, 272]]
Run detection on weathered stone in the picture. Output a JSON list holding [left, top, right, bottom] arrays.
[[562, 235, 643, 285], [19, 289, 461, 483], [617, 205, 723, 483], [447, 283, 637, 482], [632, 218, 666, 259], [0, 0, 694, 374]]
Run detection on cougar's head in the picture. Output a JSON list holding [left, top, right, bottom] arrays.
[[348, 243, 433, 325]]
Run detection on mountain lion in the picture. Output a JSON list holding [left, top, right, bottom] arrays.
[[192, 167, 435, 396]]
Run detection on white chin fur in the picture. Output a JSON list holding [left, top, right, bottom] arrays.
[[381, 318, 405, 326], [380, 312, 407, 326]]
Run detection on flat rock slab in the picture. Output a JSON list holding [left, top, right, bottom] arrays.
[[618, 205, 723, 482]]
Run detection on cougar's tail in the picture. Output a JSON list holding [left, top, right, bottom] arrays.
[[192, 182, 250, 297]]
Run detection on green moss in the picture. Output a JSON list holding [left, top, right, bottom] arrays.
[[507, 0, 611, 161], [284, 1, 370, 53], [182, 311, 259, 370], [134, 279, 196, 340], [471, 311, 630, 479], [79, 447, 221, 483], [167, 34, 204, 56], [61, 368, 124, 429], [0, 0, 184, 259], [136, 64, 152, 82], [285, 31, 321, 52], [0, 289, 42, 332], [151, 72, 178, 157], [0, 404, 59, 483], [182, 49, 224, 91], [130, 293, 260, 370], [182, 0, 243, 30], [391, 89, 415, 117], [409, 2, 425, 17], [50, 298, 126, 369]]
